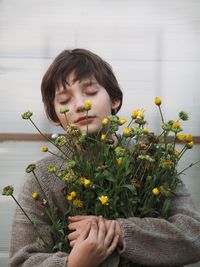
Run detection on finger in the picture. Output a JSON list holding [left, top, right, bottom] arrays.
[[68, 222, 77, 230], [69, 240, 76, 247], [104, 220, 116, 247], [68, 215, 97, 222], [78, 222, 91, 241], [97, 216, 106, 243], [87, 220, 98, 240], [106, 234, 119, 257], [68, 215, 89, 222], [68, 231, 78, 241]]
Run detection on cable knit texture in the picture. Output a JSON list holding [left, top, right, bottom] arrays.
[[10, 152, 200, 267]]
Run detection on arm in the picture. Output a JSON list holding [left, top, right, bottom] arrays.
[[68, 185, 200, 266], [10, 172, 68, 267], [117, 184, 200, 266], [10, 166, 118, 267]]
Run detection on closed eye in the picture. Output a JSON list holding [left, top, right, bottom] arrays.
[[85, 91, 98, 96], [59, 99, 70, 105]]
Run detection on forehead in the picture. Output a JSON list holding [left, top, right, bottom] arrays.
[[55, 72, 97, 95]]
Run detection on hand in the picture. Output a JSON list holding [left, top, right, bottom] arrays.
[[68, 215, 97, 247], [68, 215, 122, 247], [67, 216, 119, 267]]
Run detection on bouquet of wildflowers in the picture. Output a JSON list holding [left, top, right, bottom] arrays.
[[2, 97, 200, 266]]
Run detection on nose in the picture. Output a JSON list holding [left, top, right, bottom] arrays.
[[75, 94, 85, 112]]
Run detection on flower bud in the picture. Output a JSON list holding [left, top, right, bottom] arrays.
[[177, 133, 185, 141], [152, 187, 160, 196], [179, 111, 189, 121], [185, 134, 193, 142], [102, 117, 109, 125], [100, 134, 107, 141], [2, 185, 14, 196], [32, 192, 38, 199], [40, 146, 48, 152], [154, 97, 161, 106], [60, 107, 69, 114], [186, 141, 194, 149], [84, 100, 92, 110], [26, 163, 36, 173], [22, 111, 33, 119]]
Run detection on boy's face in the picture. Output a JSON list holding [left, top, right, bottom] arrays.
[[53, 72, 120, 134]]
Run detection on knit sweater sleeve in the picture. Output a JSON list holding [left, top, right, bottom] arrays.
[[9, 160, 69, 267], [117, 184, 200, 266]]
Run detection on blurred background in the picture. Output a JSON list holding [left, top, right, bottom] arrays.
[[0, 0, 200, 266]]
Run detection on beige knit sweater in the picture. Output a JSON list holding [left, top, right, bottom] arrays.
[[10, 153, 200, 267]]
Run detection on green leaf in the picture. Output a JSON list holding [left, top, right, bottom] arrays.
[[122, 184, 136, 193], [101, 170, 116, 182], [100, 251, 120, 267]]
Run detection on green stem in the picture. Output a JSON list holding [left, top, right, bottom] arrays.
[[48, 150, 65, 159], [177, 160, 200, 176], [11, 194, 50, 249], [86, 111, 88, 135], [158, 106, 164, 124], [127, 118, 134, 127], [64, 113, 69, 127], [32, 171, 48, 200], [172, 133, 177, 152], [29, 118, 70, 159], [177, 145, 187, 162]]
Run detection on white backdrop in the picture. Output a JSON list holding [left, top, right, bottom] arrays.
[[0, 1, 200, 266]]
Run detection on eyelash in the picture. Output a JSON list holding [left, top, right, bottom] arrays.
[[58, 91, 98, 105], [86, 91, 97, 95], [59, 99, 69, 105]]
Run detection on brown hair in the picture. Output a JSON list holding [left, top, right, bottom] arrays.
[[41, 48, 123, 122]]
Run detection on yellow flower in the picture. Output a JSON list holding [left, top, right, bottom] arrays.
[[123, 127, 132, 137], [152, 188, 160, 196], [177, 133, 185, 141], [63, 170, 75, 181], [32, 192, 38, 199], [79, 177, 91, 187], [143, 127, 149, 134], [73, 198, 83, 208], [70, 191, 76, 198], [131, 109, 145, 120], [67, 195, 73, 201], [131, 110, 138, 119], [119, 118, 127, 125], [185, 134, 193, 142], [116, 157, 123, 166], [173, 149, 180, 157], [83, 179, 91, 186], [154, 97, 161, 106], [99, 195, 109, 205], [43, 199, 47, 205], [67, 191, 76, 201], [102, 117, 109, 125], [171, 121, 182, 132], [101, 134, 107, 141], [40, 146, 48, 152], [84, 100, 92, 110], [187, 141, 194, 149]]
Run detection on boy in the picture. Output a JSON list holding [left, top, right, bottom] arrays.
[[10, 48, 200, 267]]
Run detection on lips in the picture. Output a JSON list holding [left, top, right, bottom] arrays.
[[75, 116, 96, 123]]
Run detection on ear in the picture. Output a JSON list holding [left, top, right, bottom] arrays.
[[111, 99, 121, 112]]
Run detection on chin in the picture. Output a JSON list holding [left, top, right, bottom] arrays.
[[79, 124, 100, 135]]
